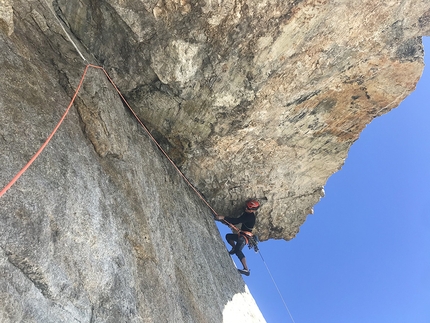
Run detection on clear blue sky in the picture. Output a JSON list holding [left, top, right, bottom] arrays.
[[217, 36, 430, 323]]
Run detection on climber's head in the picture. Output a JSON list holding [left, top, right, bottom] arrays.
[[246, 199, 260, 211]]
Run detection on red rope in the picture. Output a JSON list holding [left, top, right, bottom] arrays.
[[0, 65, 90, 198], [0, 64, 220, 218], [221, 219, 240, 232], [89, 65, 220, 217]]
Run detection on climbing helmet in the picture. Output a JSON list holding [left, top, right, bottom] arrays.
[[246, 199, 260, 210]]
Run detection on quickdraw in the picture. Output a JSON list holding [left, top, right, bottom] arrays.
[[242, 232, 259, 252], [222, 218, 260, 252]]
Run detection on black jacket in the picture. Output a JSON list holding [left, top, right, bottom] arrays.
[[224, 211, 255, 232]]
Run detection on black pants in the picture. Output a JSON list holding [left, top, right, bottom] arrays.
[[226, 233, 246, 260]]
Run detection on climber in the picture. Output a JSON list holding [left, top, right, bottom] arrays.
[[215, 199, 260, 276]]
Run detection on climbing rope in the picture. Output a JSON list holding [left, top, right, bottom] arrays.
[[0, 64, 90, 198], [0, 62, 297, 321], [91, 65, 219, 216], [258, 250, 297, 323], [1, 5, 296, 320], [42, 0, 88, 63], [220, 219, 296, 322], [0, 63, 219, 221], [37, 0, 217, 216]]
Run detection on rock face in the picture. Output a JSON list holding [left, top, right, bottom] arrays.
[[51, 0, 430, 240], [0, 0, 429, 322]]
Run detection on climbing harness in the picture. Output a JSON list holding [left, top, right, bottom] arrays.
[[0, 58, 297, 323], [220, 219, 259, 252], [238, 230, 259, 252], [247, 234, 259, 252], [238, 231, 251, 246], [0, 5, 296, 321], [219, 217, 296, 322], [0, 64, 293, 321]]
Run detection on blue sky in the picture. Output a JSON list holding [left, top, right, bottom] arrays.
[[217, 37, 430, 323]]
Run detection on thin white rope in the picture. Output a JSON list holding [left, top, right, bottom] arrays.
[[258, 250, 296, 323], [42, 0, 88, 63]]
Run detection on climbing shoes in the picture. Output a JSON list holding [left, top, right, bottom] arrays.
[[238, 268, 250, 276]]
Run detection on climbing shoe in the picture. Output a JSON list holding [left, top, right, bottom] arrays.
[[238, 268, 250, 276], [229, 248, 236, 255]]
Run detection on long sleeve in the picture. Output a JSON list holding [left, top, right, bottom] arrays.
[[224, 212, 255, 232]]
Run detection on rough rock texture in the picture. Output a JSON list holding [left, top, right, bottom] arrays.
[[0, 0, 429, 322], [0, 2, 265, 322], [50, 0, 430, 240]]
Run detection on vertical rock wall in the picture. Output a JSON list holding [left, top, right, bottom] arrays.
[[0, 1, 264, 322], [1, 0, 430, 321], [52, 0, 430, 240]]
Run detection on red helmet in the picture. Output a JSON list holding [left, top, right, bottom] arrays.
[[246, 199, 260, 210]]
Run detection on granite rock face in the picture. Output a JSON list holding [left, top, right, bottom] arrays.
[[0, 0, 429, 322], [0, 2, 265, 322], [52, 0, 430, 240]]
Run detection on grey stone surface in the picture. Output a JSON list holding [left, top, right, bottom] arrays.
[[0, 2, 264, 321], [52, 0, 430, 240], [1, 0, 429, 321]]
